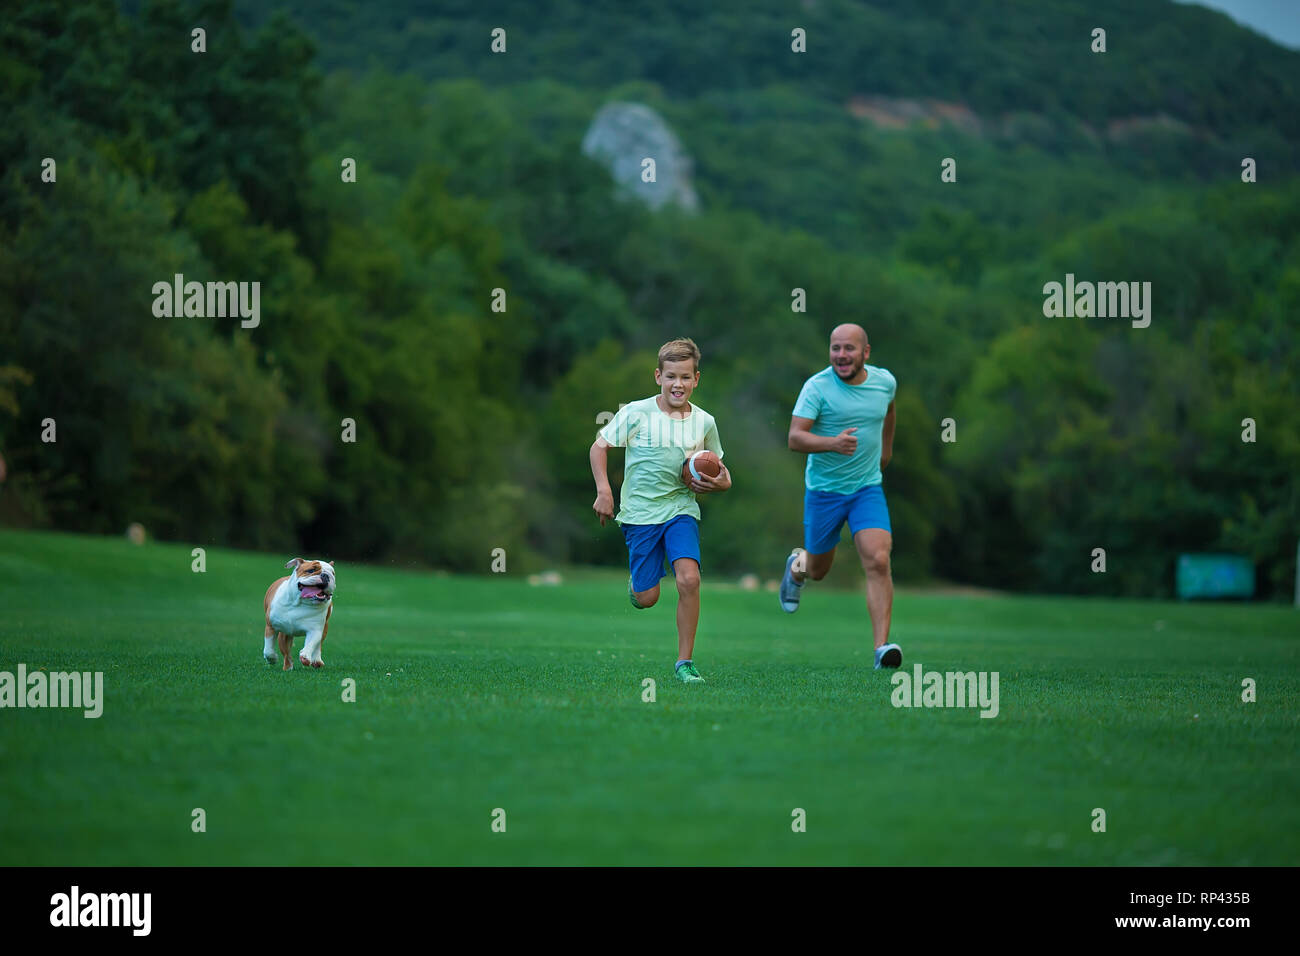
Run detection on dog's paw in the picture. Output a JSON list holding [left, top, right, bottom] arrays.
[[300, 654, 312, 668], [282, 661, 293, 671], [264, 653, 277, 665], [311, 658, 324, 669]]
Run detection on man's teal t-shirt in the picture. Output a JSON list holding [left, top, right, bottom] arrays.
[[792, 365, 897, 493]]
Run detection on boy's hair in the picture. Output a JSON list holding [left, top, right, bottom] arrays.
[[657, 337, 701, 371]]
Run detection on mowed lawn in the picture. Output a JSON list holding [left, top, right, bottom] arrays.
[[0, 528, 1296, 866]]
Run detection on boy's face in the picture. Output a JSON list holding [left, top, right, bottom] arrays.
[[655, 359, 699, 409]]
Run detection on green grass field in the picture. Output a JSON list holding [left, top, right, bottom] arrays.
[[0, 528, 1296, 865]]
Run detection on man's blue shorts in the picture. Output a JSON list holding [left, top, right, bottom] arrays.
[[804, 484, 891, 554], [623, 515, 701, 592]]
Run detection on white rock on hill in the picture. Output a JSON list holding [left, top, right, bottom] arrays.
[[581, 102, 699, 212]]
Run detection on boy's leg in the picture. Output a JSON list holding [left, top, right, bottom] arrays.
[[624, 523, 665, 608], [632, 581, 661, 609], [663, 517, 704, 677], [672, 557, 701, 662]]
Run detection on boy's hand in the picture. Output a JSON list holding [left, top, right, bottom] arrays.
[[593, 490, 615, 525], [690, 464, 731, 494]]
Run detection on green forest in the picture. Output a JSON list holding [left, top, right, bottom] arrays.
[[2, 0, 1298, 598]]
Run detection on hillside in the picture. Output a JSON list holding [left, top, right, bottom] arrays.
[[235, 0, 1300, 253], [239, 0, 1300, 147], [2, 0, 1297, 598]]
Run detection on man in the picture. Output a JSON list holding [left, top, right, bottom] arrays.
[[590, 337, 731, 684], [779, 324, 902, 670]]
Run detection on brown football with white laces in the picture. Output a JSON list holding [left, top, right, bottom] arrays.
[[681, 451, 721, 486]]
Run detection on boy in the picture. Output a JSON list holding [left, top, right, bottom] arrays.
[[590, 338, 731, 684]]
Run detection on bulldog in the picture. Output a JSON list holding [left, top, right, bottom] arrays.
[[263, 558, 336, 670]]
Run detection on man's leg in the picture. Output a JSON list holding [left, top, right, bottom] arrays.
[[853, 528, 893, 649], [848, 485, 900, 667], [781, 488, 849, 612], [793, 547, 836, 583], [802, 488, 846, 583]]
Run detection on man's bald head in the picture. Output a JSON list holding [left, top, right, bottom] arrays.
[[827, 324, 870, 384], [830, 323, 868, 349]]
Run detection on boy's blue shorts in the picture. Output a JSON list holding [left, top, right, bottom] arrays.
[[803, 484, 891, 554], [623, 515, 701, 592]]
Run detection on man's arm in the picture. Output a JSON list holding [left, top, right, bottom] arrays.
[[590, 437, 616, 526], [881, 401, 896, 469], [789, 416, 858, 455]]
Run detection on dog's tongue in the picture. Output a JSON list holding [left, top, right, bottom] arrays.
[[300, 585, 324, 600]]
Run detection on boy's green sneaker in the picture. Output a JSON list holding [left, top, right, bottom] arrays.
[[675, 661, 705, 684]]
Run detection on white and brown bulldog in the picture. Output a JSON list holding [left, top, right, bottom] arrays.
[[263, 558, 336, 670]]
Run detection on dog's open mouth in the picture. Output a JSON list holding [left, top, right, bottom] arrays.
[[298, 584, 329, 601]]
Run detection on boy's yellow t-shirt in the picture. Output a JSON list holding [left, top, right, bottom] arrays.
[[599, 395, 724, 526]]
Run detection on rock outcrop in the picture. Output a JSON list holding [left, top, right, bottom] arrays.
[[581, 102, 699, 212]]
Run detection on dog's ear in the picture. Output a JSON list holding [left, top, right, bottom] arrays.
[[285, 557, 302, 570]]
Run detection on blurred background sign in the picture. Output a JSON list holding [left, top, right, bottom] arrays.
[[1176, 553, 1255, 600]]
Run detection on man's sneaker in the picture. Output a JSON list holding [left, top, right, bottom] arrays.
[[779, 548, 805, 613], [675, 661, 706, 684], [874, 643, 903, 670], [629, 575, 644, 609]]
